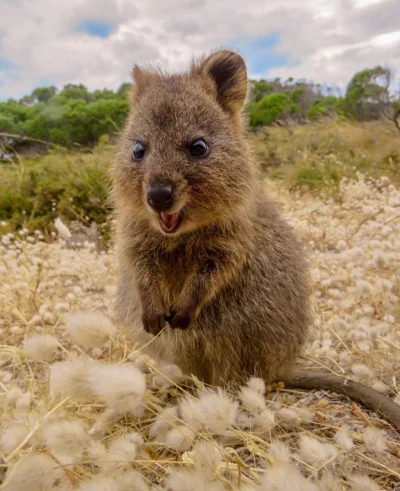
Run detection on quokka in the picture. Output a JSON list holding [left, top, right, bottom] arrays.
[[113, 50, 400, 430]]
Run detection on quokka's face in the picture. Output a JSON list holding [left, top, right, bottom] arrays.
[[114, 51, 252, 236]]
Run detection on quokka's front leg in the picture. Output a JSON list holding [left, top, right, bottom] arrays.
[[136, 271, 167, 335], [169, 250, 241, 330]]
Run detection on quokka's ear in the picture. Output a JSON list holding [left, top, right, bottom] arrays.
[[195, 50, 248, 114], [130, 65, 157, 102]]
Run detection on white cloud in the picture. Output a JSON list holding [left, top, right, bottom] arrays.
[[0, 0, 399, 98]]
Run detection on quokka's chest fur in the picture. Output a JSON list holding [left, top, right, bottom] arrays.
[[158, 249, 192, 308]]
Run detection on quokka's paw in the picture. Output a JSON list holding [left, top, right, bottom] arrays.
[[142, 314, 166, 336], [168, 311, 192, 330]]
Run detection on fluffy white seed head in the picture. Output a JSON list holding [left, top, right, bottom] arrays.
[[77, 476, 122, 491], [0, 370, 13, 383], [115, 471, 150, 491], [103, 431, 143, 470], [268, 439, 291, 464], [89, 408, 120, 436], [348, 475, 381, 491], [15, 391, 31, 409], [363, 427, 387, 454], [276, 408, 301, 426], [54, 217, 71, 240], [21, 334, 58, 362], [89, 363, 146, 413], [2, 453, 63, 491], [318, 472, 341, 491], [164, 469, 224, 491], [0, 423, 30, 454], [260, 462, 319, 491], [150, 406, 180, 441], [372, 249, 387, 269], [180, 388, 238, 434], [298, 435, 338, 467], [64, 311, 115, 348], [371, 381, 389, 393], [253, 408, 276, 432], [197, 388, 238, 433], [239, 386, 266, 414], [296, 407, 315, 423], [5, 387, 23, 406], [356, 280, 373, 296], [334, 429, 354, 451], [351, 364, 374, 383], [246, 377, 266, 394], [179, 396, 206, 431], [40, 419, 90, 460], [165, 425, 196, 452], [153, 363, 183, 388], [192, 441, 224, 476], [50, 358, 94, 402]]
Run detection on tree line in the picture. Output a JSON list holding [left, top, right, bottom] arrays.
[[0, 65, 399, 152], [0, 83, 131, 150], [247, 66, 400, 132]]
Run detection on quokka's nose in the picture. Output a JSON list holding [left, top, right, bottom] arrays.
[[147, 181, 175, 212]]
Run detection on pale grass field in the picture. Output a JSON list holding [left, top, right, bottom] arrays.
[[0, 174, 399, 490]]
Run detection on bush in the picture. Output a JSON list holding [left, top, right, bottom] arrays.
[[247, 93, 297, 127], [0, 146, 112, 234]]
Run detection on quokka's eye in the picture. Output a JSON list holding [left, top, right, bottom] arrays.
[[132, 141, 145, 161], [188, 138, 209, 158]]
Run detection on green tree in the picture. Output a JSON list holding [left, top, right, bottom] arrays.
[[344, 66, 391, 121], [0, 114, 19, 133], [249, 79, 275, 102], [58, 84, 91, 102], [247, 93, 298, 127], [117, 82, 132, 98], [307, 96, 344, 121], [31, 86, 58, 103]]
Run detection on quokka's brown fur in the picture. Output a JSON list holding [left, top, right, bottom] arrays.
[[113, 51, 400, 429], [113, 50, 310, 384]]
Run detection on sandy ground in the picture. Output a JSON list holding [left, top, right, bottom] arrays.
[[0, 175, 399, 490]]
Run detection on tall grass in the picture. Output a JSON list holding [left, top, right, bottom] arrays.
[[0, 144, 113, 238], [250, 119, 400, 194]]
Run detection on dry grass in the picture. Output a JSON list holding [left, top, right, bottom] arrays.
[[0, 169, 400, 488], [250, 120, 400, 194]]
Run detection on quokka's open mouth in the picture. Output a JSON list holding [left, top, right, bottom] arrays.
[[159, 211, 182, 234]]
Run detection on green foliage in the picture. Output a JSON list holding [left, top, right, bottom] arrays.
[[31, 86, 58, 103], [250, 79, 275, 102], [0, 83, 131, 147], [0, 147, 112, 233], [1, 65, 399, 149], [0, 114, 19, 133], [248, 93, 298, 127], [247, 77, 336, 127], [295, 167, 324, 187], [344, 66, 391, 121], [307, 96, 345, 121], [247, 66, 399, 128]]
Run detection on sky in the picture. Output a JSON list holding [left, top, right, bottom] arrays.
[[0, 0, 399, 100]]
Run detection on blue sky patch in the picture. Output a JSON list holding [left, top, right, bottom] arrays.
[[231, 34, 290, 77], [76, 19, 114, 38], [0, 56, 16, 98], [0, 55, 16, 71]]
